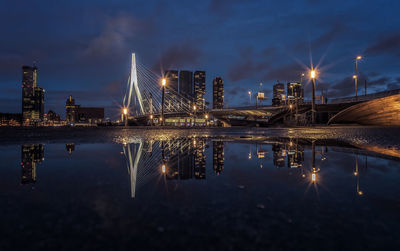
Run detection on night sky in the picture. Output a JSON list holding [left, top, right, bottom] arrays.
[[1, 0, 400, 119]]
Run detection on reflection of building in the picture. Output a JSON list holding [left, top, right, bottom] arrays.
[[163, 139, 206, 180], [194, 71, 206, 111], [272, 82, 285, 106], [213, 77, 224, 109], [65, 95, 104, 124], [213, 141, 224, 174], [287, 82, 304, 104], [22, 65, 45, 125], [194, 140, 206, 179], [66, 143, 75, 154], [287, 142, 304, 168], [21, 144, 44, 184], [272, 143, 285, 167]]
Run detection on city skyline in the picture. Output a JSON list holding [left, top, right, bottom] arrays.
[[1, 1, 400, 119]]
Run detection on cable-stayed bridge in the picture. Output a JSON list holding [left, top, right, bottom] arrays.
[[122, 53, 200, 120], [121, 53, 400, 126]]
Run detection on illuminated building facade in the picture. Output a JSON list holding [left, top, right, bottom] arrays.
[[287, 82, 304, 103], [194, 71, 206, 111], [22, 65, 45, 125], [213, 77, 224, 109], [21, 144, 44, 184], [272, 82, 285, 106], [65, 96, 104, 124]]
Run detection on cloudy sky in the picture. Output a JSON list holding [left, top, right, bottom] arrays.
[[1, 0, 400, 118]]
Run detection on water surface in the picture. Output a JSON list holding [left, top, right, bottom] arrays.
[[0, 128, 399, 250]]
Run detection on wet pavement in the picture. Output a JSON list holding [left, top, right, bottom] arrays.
[[0, 127, 399, 250]]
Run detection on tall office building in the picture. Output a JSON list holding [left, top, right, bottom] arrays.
[[22, 65, 45, 124], [194, 71, 206, 111], [287, 82, 304, 103], [164, 70, 179, 109], [213, 77, 224, 109], [179, 70, 193, 97], [164, 70, 179, 91], [272, 82, 285, 106]]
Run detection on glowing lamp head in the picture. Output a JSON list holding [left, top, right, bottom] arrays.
[[301, 73, 305, 77], [193, 105, 197, 111], [150, 115, 153, 119], [205, 114, 208, 119], [356, 56, 362, 60], [312, 173, 316, 182], [310, 70, 316, 79], [353, 75, 357, 79], [162, 78, 166, 86], [123, 107, 128, 115], [248, 91, 252, 95]]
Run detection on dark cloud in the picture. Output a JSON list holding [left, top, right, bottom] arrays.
[[364, 33, 400, 57], [291, 23, 346, 52], [263, 63, 306, 82], [152, 43, 203, 73], [227, 58, 269, 82]]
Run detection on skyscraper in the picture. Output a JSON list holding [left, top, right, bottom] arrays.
[[287, 82, 304, 103], [22, 65, 45, 124], [179, 70, 193, 97], [213, 77, 224, 109], [194, 71, 206, 111], [272, 82, 285, 106], [164, 70, 179, 91], [164, 70, 179, 109]]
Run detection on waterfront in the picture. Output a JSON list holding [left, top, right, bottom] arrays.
[[0, 128, 399, 250]]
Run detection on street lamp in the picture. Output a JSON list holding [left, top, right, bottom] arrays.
[[161, 78, 166, 126], [248, 91, 252, 105], [310, 69, 317, 124], [355, 56, 362, 99], [122, 107, 128, 126], [353, 75, 358, 99]]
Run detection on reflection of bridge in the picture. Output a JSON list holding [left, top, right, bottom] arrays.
[[123, 53, 400, 126]]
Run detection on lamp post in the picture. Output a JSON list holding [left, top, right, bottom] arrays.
[[355, 56, 362, 100], [123, 107, 128, 127], [161, 78, 166, 126], [353, 75, 358, 99], [248, 91, 252, 105], [310, 69, 316, 124]]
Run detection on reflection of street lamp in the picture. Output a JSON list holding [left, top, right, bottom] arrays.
[[205, 114, 209, 126], [310, 69, 317, 124], [161, 164, 166, 174], [161, 78, 166, 126]]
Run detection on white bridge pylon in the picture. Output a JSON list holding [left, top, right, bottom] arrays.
[[122, 52, 199, 117]]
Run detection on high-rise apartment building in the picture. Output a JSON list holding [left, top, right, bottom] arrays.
[[194, 71, 206, 110], [287, 82, 304, 103], [272, 82, 285, 106], [179, 70, 193, 97], [213, 77, 224, 109]]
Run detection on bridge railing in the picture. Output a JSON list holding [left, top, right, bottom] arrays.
[[329, 88, 400, 104]]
